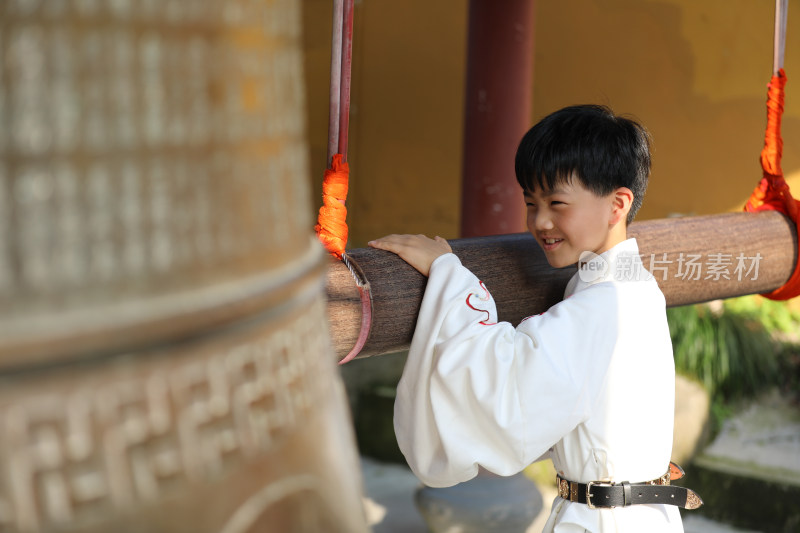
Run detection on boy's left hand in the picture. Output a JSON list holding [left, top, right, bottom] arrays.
[[368, 234, 452, 277]]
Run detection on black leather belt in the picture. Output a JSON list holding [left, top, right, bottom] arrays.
[[556, 467, 703, 510]]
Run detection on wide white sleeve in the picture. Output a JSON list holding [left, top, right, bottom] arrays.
[[394, 253, 620, 487]]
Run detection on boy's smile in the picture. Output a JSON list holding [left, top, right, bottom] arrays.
[[541, 237, 564, 251], [524, 179, 630, 269]]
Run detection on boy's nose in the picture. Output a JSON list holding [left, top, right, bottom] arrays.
[[532, 211, 554, 231]]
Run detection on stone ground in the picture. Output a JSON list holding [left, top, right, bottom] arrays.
[[695, 389, 800, 486], [686, 389, 800, 531], [359, 456, 758, 532]]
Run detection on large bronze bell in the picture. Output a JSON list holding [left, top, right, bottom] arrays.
[[0, 1, 367, 531]]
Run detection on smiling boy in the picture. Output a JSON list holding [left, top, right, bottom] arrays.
[[368, 105, 700, 532]]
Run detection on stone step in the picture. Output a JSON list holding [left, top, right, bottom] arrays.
[[679, 390, 800, 532]]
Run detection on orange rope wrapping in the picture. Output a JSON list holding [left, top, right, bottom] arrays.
[[315, 153, 349, 258], [744, 69, 800, 300]]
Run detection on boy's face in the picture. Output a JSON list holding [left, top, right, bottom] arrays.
[[524, 178, 623, 268]]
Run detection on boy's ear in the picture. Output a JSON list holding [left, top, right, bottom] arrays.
[[610, 187, 634, 225]]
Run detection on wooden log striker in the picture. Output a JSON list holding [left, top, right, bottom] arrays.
[[327, 211, 798, 361]]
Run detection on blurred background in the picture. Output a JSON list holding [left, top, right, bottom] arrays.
[[302, 0, 800, 245]]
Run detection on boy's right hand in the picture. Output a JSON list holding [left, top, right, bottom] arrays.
[[367, 234, 452, 277]]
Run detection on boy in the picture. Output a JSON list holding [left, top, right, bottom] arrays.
[[368, 105, 700, 532]]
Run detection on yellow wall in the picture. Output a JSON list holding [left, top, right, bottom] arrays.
[[536, 0, 800, 221], [302, 0, 467, 246], [302, 0, 799, 247]]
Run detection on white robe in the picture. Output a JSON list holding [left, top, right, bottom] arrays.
[[394, 238, 683, 532]]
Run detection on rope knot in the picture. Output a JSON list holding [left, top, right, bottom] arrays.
[[315, 153, 350, 258], [745, 69, 800, 300]]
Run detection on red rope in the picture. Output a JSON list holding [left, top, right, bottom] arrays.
[[315, 153, 349, 259], [744, 70, 800, 300], [338, 0, 355, 159], [327, 0, 344, 164], [337, 285, 372, 365], [316, 0, 369, 364], [317, 0, 354, 259]]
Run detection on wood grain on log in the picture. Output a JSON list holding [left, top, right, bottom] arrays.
[[326, 211, 798, 360]]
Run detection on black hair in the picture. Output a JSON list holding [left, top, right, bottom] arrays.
[[514, 104, 651, 224]]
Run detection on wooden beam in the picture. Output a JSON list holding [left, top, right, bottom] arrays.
[[327, 212, 798, 361]]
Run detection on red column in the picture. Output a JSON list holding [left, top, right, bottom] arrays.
[[460, 0, 535, 237]]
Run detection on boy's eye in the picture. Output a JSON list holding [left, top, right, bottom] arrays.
[[550, 201, 564, 206]]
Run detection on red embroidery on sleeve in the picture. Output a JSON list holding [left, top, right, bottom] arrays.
[[465, 281, 497, 325]]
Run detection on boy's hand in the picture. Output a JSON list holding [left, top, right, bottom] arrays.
[[368, 234, 452, 277]]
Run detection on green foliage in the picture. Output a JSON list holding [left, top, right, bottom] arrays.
[[666, 295, 799, 401], [722, 295, 800, 337]]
